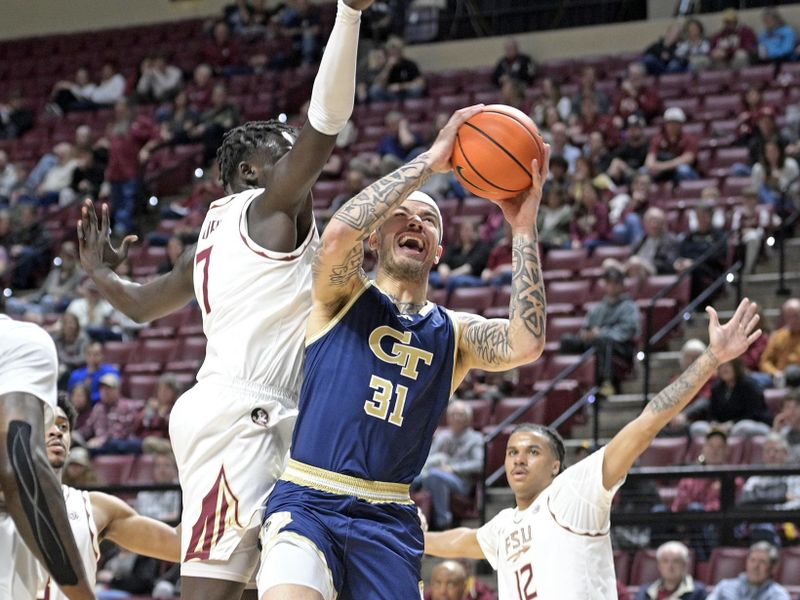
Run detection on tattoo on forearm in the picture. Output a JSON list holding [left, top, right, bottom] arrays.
[[8, 421, 78, 585], [510, 233, 546, 338], [463, 317, 512, 367], [333, 158, 433, 240], [645, 349, 719, 414], [313, 241, 364, 287]]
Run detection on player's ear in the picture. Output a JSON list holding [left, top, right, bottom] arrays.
[[433, 243, 443, 264], [238, 160, 258, 186], [551, 460, 561, 478], [367, 230, 380, 252]]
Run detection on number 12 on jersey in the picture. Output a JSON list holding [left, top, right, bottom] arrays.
[[516, 564, 537, 600], [364, 375, 408, 427]]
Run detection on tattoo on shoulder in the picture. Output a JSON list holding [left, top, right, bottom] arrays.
[[313, 242, 364, 288], [463, 316, 512, 367], [646, 349, 718, 413]]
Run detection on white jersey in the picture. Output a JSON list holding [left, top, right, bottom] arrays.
[[38, 486, 99, 600], [0, 512, 39, 599], [0, 315, 58, 424], [193, 188, 318, 396], [477, 448, 623, 600]]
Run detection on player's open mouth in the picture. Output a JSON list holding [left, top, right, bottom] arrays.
[[397, 233, 426, 256]]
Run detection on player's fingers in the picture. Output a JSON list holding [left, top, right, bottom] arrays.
[[730, 297, 750, 326], [76, 220, 85, 250], [101, 203, 110, 239], [746, 329, 763, 346], [449, 104, 484, 129], [744, 312, 761, 335], [84, 197, 99, 230], [119, 235, 139, 257], [705, 305, 720, 329]]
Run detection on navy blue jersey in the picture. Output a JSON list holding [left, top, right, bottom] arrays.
[[290, 281, 458, 484]]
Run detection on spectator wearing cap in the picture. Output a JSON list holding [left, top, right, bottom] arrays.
[[758, 8, 797, 64], [67, 341, 121, 404], [708, 542, 790, 600], [760, 298, 800, 386], [492, 38, 535, 87], [607, 115, 650, 185], [62, 446, 105, 488], [710, 8, 758, 69], [560, 267, 641, 390], [751, 138, 800, 207], [645, 107, 699, 183], [674, 201, 726, 300], [773, 391, 800, 462], [732, 187, 776, 274], [615, 62, 662, 123], [79, 372, 139, 455], [371, 37, 426, 102], [634, 541, 707, 600]]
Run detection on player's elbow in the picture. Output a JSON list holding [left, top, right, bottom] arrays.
[[321, 219, 359, 249]]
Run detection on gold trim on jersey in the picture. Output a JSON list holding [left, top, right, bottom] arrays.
[[446, 309, 461, 398], [282, 459, 413, 505], [305, 276, 371, 346]]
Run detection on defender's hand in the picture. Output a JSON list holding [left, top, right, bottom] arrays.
[[706, 299, 761, 365], [77, 199, 138, 273]]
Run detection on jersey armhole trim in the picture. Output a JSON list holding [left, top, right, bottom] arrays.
[[445, 308, 461, 397], [239, 192, 318, 262], [305, 277, 371, 346]]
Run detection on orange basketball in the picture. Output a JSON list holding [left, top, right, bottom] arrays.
[[451, 104, 546, 201]]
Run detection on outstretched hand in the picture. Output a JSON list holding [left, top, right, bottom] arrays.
[[77, 199, 138, 274], [424, 104, 485, 173], [706, 298, 762, 365], [491, 143, 551, 229]]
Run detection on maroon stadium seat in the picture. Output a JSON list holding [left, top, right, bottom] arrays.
[[638, 437, 688, 467], [448, 287, 495, 314], [614, 550, 631, 585], [92, 454, 135, 486], [130, 454, 156, 484], [777, 547, 800, 586], [543, 354, 596, 388], [707, 547, 748, 584], [547, 280, 592, 306], [493, 397, 547, 427], [467, 398, 493, 430], [483, 427, 513, 484], [544, 248, 587, 272], [126, 375, 159, 400]]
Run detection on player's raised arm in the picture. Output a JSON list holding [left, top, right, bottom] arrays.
[[78, 199, 194, 323], [602, 298, 762, 489], [90, 491, 181, 563], [454, 149, 550, 377], [424, 528, 485, 560], [311, 105, 484, 316], [248, 1, 370, 240]]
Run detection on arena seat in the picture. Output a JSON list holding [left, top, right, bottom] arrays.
[[742, 435, 766, 465], [543, 248, 587, 272], [613, 550, 631, 586], [92, 455, 136, 486], [543, 354, 595, 388], [126, 375, 160, 400], [129, 454, 156, 484], [483, 427, 513, 483], [468, 398, 493, 430], [531, 379, 582, 426], [685, 435, 748, 465], [513, 360, 547, 395], [777, 547, 800, 587], [637, 437, 687, 468], [448, 287, 495, 314], [764, 388, 788, 417], [103, 341, 138, 367], [706, 547, 749, 584], [547, 280, 591, 306], [492, 397, 547, 427]]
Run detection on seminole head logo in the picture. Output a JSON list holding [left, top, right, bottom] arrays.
[[368, 326, 433, 380]]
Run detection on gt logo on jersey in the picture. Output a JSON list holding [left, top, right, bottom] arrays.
[[368, 326, 433, 380]]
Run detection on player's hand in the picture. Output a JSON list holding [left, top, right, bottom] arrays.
[[343, 0, 374, 10], [706, 298, 761, 365], [77, 198, 138, 274], [490, 144, 550, 229], [423, 104, 484, 173]]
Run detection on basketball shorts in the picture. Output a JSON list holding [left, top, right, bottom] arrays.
[[169, 374, 297, 582], [0, 512, 41, 599], [258, 460, 424, 599]]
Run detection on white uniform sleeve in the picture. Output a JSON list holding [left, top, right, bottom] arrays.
[[546, 447, 623, 536], [0, 318, 58, 418], [476, 508, 511, 570]]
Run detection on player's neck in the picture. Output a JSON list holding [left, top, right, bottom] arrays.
[[375, 272, 428, 314], [515, 483, 548, 511]]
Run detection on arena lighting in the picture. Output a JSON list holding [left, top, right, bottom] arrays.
[[636, 351, 645, 362], [726, 273, 735, 284], [586, 394, 596, 404], [194, 168, 204, 178], [278, 113, 288, 123], [2, 288, 11, 298], [683, 312, 691, 321], [53, 257, 62, 267], [148, 196, 159, 207], [767, 236, 776, 247]]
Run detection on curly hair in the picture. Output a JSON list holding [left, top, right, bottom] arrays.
[[216, 120, 299, 190]]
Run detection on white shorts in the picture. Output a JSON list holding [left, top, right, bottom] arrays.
[[0, 512, 40, 599], [258, 534, 335, 600], [169, 374, 297, 581]]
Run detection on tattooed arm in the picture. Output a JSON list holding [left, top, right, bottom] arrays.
[[307, 106, 484, 330], [454, 150, 550, 379], [602, 299, 762, 489]]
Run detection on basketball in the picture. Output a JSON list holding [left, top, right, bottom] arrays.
[[451, 104, 546, 202]]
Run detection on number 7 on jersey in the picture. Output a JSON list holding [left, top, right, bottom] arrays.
[[196, 246, 213, 313]]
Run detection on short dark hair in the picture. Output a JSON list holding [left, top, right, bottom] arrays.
[[57, 392, 78, 431], [511, 423, 566, 473], [216, 120, 299, 190]]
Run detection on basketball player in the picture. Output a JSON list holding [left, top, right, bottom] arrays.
[[38, 394, 180, 600], [258, 105, 549, 600], [0, 314, 95, 600], [76, 2, 370, 597], [424, 298, 761, 599]]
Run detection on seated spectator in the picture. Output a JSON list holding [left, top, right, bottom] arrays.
[[378, 111, 421, 173], [413, 401, 483, 530], [7, 240, 83, 316], [66, 279, 116, 338], [275, 0, 321, 66], [548, 154, 569, 188], [742, 307, 772, 390], [67, 341, 121, 403], [425, 560, 496, 600], [225, 0, 271, 37], [757, 8, 796, 64], [429, 220, 491, 292], [760, 298, 800, 387], [674, 202, 726, 300], [570, 182, 611, 253], [135, 54, 183, 104], [609, 171, 651, 246], [735, 86, 767, 144], [357, 46, 388, 104], [645, 107, 699, 182], [202, 21, 245, 74], [371, 36, 426, 101], [90, 62, 127, 108], [572, 65, 610, 116], [492, 38, 535, 87], [498, 78, 526, 112], [61, 137, 107, 208], [685, 186, 726, 233], [48, 67, 98, 114], [746, 107, 789, 167], [185, 63, 216, 113], [738, 433, 800, 511], [751, 139, 799, 208], [641, 22, 684, 75], [687, 359, 772, 439], [62, 446, 105, 488], [675, 19, 711, 72], [569, 95, 620, 149], [710, 8, 757, 69], [531, 77, 572, 124], [587, 131, 614, 173], [774, 391, 800, 462], [607, 115, 650, 185], [537, 184, 572, 250], [79, 372, 139, 454], [157, 235, 187, 275], [0, 89, 34, 139], [480, 224, 514, 286], [135, 451, 181, 522], [155, 90, 200, 147], [634, 541, 707, 600], [548, 122, 581, 173], [7, 203, 51, 290], [560, 267, 641, 389], [0, 150, 18, 202], [608, 207, 678, 279], [669, 339, 714, 433], [52, 312, 89, 386], [68, 384, 93, 434], [35, 142, 79, 206], [707, 542, 790, 600], [733, 187, 776, 274], [134, 374, 182, 441], [614, 62, 662, 123], [188, 84, 241, 164]]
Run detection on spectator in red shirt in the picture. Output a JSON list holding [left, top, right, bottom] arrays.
[[202, 21, 245, 75], [710, 8, 758, 69], [185, 64, 215, 113], [79, 372, 140, 455], [571, 182, 611, 253], [645, 107, 699, 183], [480, 224, 513, 286], [104, 99, 161, 235], [570, 95, 620, 148], [614, 62, 662, 123], [133, 373, 182, 440]]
